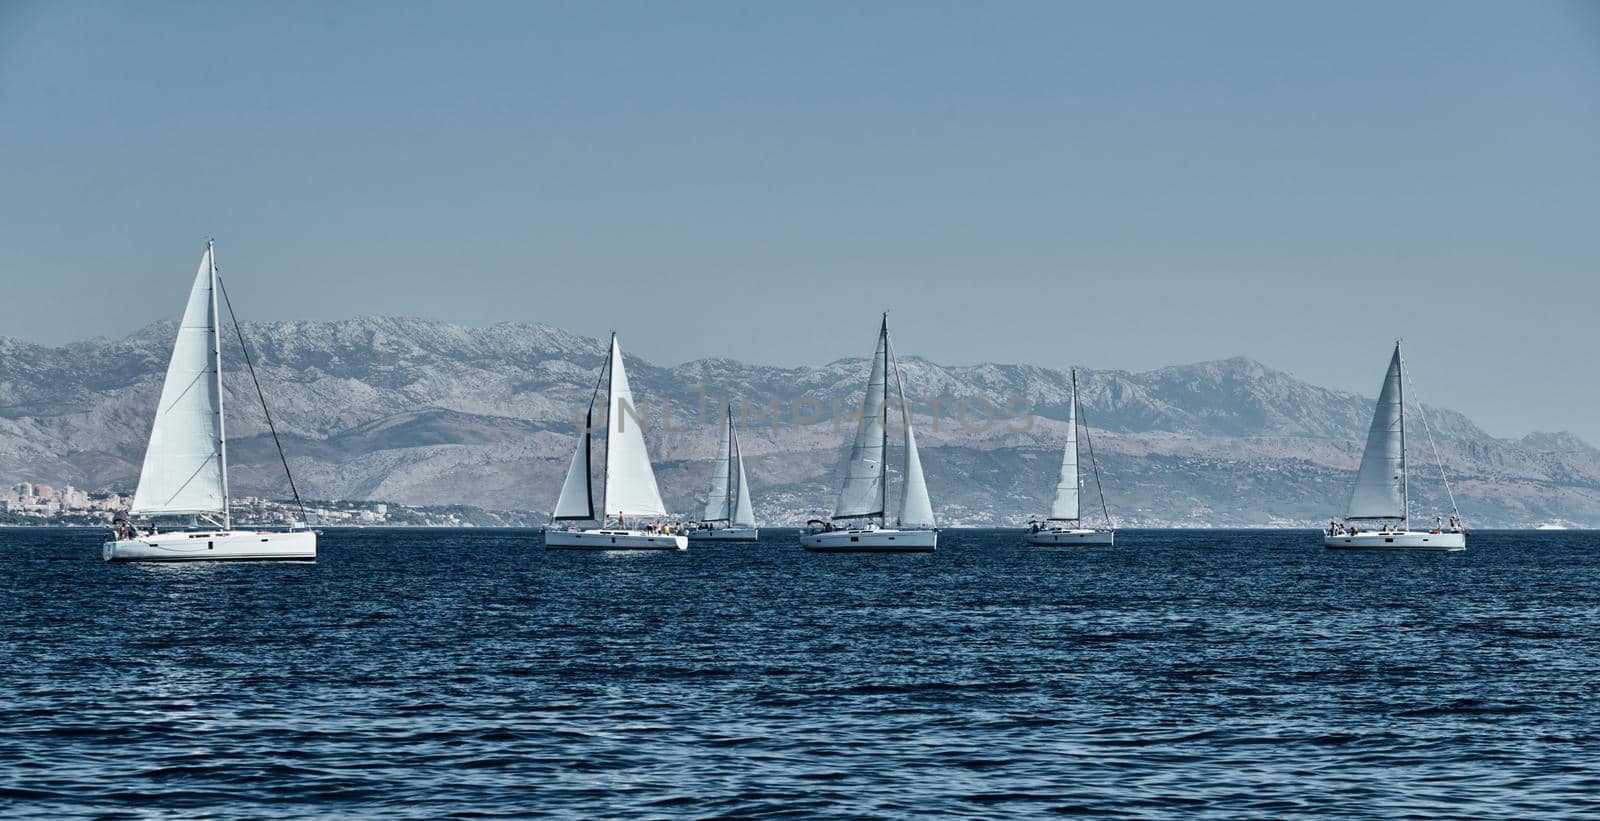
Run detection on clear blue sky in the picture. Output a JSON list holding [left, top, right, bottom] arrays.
[[2, 1, 1597, 441]]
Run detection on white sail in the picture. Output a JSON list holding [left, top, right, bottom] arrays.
[[891, 345, 934, 528], [551, 431, 594, 520], [898, 425, 935, 527], [131, 246, 226, 517], [1347, 345, 1407, 520], [702, 405, 734, 522], [1048, 384, 1081, 520], [730, 414, 756, 528], [602, 335, 668, 518], [833, 319, 888, 519]]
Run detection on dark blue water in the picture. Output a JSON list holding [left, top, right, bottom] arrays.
[[3, 528, 1598, 818]]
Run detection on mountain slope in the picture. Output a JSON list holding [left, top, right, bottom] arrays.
[[1, 317, 1594, 527]]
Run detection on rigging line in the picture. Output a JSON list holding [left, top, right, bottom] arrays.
[[215, 274, 308, 524], [1074, 372, 1115, 529], [1409, 379, 1462, 524]]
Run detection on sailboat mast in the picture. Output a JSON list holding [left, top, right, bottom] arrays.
[[725, 401, 736, 525], [209, 240, 230, 530], [879, 315, 890, 526], [1072, 370, 1081, 524], [602, 332, 615, 527], [1396, 341, 1408, 531]]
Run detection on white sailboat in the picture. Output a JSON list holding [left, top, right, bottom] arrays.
[[1325, 342, 1465, 551], [1026, 369, 1115, 546], [802, 314, 937, 552], [544, 333, 687, 550], [103, 241, 316, 562], [687, 401, 759, 541]]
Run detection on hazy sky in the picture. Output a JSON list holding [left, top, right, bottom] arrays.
[[2, 1, 1597, 441]]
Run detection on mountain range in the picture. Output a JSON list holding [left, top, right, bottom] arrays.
[[2, 316, 1596, 527]]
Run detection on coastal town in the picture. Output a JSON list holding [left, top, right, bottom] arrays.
[[0, 482, 541, 528]]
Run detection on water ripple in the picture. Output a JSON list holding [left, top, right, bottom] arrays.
[[2, 527, 1598, 818]]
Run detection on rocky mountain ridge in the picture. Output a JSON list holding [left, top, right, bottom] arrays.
[[2, 317, 1595, 527]]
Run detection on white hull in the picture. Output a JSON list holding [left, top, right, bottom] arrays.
[[103, 529, 316, 562], [544, 528, 688, 550], [1026, 528, 1114, 546], [801, 528, 937, 552], [686, 527, 759, 542], [1324, 530, 1465, 551]]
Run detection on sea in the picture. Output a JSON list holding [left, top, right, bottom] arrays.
[[2, 527, 1597, 818]]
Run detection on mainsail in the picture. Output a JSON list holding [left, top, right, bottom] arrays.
[[1347, 344, 1407, 521], [551, 359, 603, 521], [602, 334, 668, 518], [833, 318, 889, 519], [130, 244, 227, 517], [703, 403, 758, 527], [1048, 381, 1081, 521], [702, 404, 735, 522]]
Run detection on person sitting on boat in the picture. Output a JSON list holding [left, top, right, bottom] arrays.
[[1449, 515, 1460, 532]]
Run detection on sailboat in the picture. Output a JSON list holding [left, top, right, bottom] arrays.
[[687, 401, 759, 541], [103, 241, 316, 562], [1026, 369, 1115, 546], [1325, 342, 1466, 551], [544, 333, 687, 550], [802, 314, 937, 552]]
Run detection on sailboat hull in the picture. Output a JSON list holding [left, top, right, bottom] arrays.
[[686, 527, 759, 542], [103, 529, 316, 562], [1026, 528, 1115, 546], [1323, 530, 1465, 551], [544, 528, 688, 550], [801, 528, 937, 552]]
